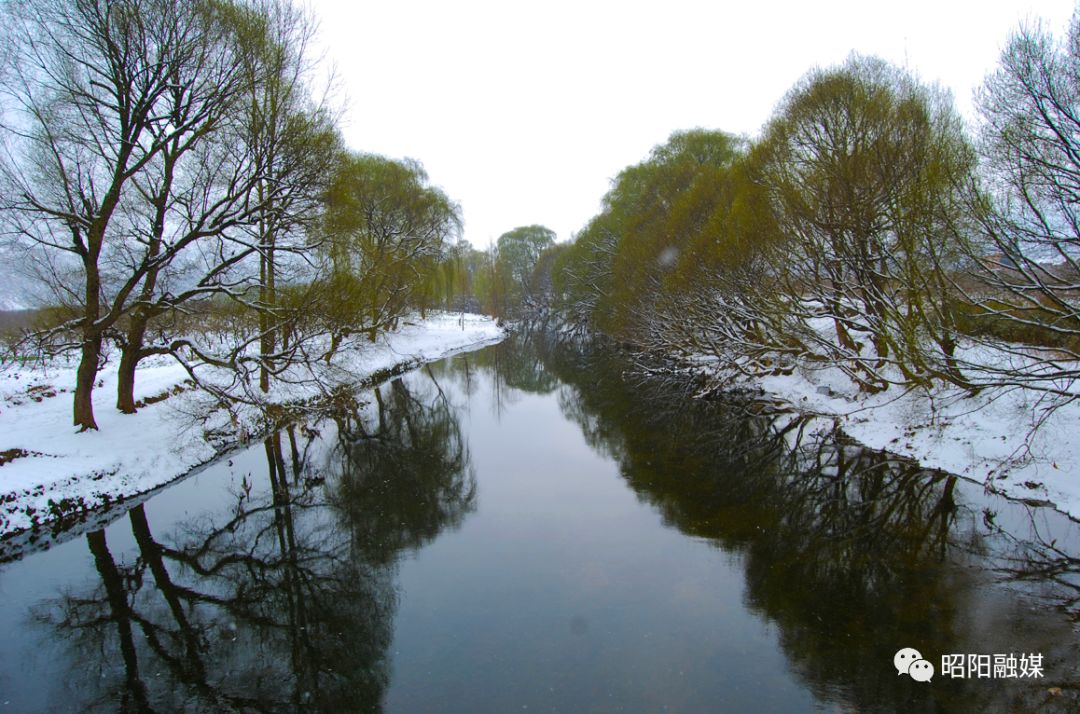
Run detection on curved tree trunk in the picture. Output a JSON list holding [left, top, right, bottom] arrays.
[[73, 335, 102, 431], [116, 342, 141, 415]]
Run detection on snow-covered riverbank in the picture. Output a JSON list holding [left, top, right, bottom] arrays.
[[0, 312, 504, 535], [697, 341, 1080, 520]]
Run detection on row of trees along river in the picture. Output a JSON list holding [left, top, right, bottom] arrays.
[[2, 0, 1080, 444], [505, 20, 1080, 426], [0, 0, 539, 432]]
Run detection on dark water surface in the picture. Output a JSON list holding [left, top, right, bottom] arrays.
[[1, 333, 1079, 712]]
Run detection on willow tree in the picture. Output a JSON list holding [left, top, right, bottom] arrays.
[[222, 0, 340, 393], [111, 0, 279, 414], [551, 219, 618, 330], [321, 153, 460, 352], [754, 56, 976, 391], [579, 130, 744, 338], [634, 153, 791, 382], [494, 225, 556, 316], [0, 0, 339, 421]]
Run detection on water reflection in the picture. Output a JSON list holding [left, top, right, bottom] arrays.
[[508, 332, 1080, 712], [330, 371, 477, 565], [5, 333, 1080, 712], [429, 330, 557, 418], [34, 374, 473, 713], [987, 508, 1080, 619]]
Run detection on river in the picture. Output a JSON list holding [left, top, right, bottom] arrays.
[[0, 332, 1077, 712]]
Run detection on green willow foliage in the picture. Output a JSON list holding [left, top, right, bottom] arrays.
[[491, 225, 555, 318], [319, 153, 461, 347], [555, 129, 746, 336], [751, 56, 975, 390], [552, 57, 977, 391]]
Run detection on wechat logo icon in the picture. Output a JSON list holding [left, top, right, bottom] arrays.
[[895, 647, 934, 682]]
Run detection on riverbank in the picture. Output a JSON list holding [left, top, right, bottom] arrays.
[[680, 339, 1080, 520], [0, 312, 505, 535]]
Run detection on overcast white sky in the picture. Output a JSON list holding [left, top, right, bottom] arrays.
[[307, 0, 1076, 248]]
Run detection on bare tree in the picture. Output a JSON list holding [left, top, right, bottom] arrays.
[[970, 14, 1080, 406], [106, 0, 341, 408], [108, 0, 279, 414], [0, 0, 254, 428], [227, 0, 339, 395], [0, 0, 343, 429]]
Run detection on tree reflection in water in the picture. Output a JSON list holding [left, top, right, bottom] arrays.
[[37, 373, 474, 713], [22, 333, 1080, 713], [429, 329, 557, 420], [525, 331, 1080, 713], [986, 507, 1080, 621], [329, 371, 476, 565]]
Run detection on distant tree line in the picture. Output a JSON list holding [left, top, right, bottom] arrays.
[[542, 14, 1080, 413], [417, 223, 558, 324], [0, 0, 486, 431]]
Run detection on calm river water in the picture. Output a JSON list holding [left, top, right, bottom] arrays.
[[1, 333, 1079, 712]]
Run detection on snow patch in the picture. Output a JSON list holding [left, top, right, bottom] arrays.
[[0, 312, 505, 535], [690, 340, 1080, 519]]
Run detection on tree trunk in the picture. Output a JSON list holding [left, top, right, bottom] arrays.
[[325, 331, 343, 364], [116, 344, 140, 415], [367, 312, 378, 342], [260, 229, 276, 394], [73, 335, 102, 431], [116, 315, 149, 414], [75, 247, 103, 431]]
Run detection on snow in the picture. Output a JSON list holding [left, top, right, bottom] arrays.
[[726, 340, 1080, 520], [0, 312, 505, 535]]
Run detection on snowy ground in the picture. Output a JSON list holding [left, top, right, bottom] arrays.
[[702, 340, 1080, 520], [0, 312, 504, 535]]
